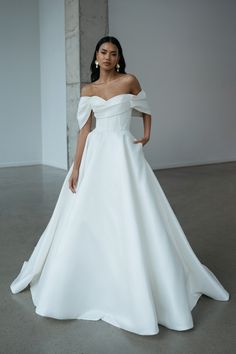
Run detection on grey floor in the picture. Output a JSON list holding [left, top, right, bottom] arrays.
[[0, 162, 235, 354]]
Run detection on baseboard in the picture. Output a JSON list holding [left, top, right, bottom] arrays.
[[0, 160, 42, 168], [1, 157, 235, 171], [152, 157, 236, 170]]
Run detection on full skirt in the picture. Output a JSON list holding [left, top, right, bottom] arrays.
[[10, 129, 229, 335]]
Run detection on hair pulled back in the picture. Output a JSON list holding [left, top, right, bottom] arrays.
[[90, 36, 126, 82]]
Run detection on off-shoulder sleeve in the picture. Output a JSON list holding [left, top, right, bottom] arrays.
[[130, 89, 152, 117], [76, 96, 92, 130]]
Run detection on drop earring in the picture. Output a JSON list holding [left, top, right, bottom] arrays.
[[116, 63, 120, 72], [95, 60, 99, 69]]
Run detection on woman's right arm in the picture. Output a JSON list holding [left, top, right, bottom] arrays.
[[69, 112, 93, 193]]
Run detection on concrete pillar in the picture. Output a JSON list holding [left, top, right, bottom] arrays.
[[65, 0, 108, 168]]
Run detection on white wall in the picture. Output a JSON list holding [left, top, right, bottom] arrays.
[[0, 0, 42, 167], [39, 0, 67, 169], [0, 0, 67, 170], [109, 0, 236, 169]]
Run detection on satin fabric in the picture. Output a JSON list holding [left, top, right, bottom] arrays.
[[10, 90, 229, 335]]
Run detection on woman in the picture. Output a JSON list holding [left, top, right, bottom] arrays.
[[10, 36, 229, 336]]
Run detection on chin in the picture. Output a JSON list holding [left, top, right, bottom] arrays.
[[102, 65, 115, 71]]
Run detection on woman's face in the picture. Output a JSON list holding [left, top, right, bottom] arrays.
[[96, 42, 120, 71]]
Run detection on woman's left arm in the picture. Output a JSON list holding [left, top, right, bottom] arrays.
[[141, 112, 152, 146], [129, 74, 152, 146]]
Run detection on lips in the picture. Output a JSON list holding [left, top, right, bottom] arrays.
[[103, 62, 111, 65]]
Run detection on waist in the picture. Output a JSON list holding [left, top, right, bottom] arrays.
[[93, 127, 130, 133], [94, 115, 131, 132]]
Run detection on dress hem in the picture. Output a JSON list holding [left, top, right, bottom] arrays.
[[30, 285, 210, 336]]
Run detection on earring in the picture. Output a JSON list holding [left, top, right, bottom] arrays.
[[95, 60, 99, 68], [116, 63, 120, 72]]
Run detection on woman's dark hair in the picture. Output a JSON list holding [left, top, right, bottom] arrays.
[[90, 36, 126, 82]]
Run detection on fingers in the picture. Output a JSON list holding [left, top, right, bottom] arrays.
[[72, 179, 77, 193], [133, 137, 149, 146], [133, 139, 143, 145], [69, 178, 77, 193]]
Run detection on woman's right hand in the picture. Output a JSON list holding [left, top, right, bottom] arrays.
[[69, 168, 79, 193]]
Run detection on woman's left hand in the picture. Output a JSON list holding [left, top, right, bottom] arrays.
[[133, 136, 150, 146]]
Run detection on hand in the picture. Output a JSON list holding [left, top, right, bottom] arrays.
[[133, 135, 150, 146], [69, 168, 79, 193]]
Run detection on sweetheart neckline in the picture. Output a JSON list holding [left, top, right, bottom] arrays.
[[80, 89, 144, 102]]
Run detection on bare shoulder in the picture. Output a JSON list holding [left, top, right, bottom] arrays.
[[80, 83, 94, 97], [125, 73, 142, 94]]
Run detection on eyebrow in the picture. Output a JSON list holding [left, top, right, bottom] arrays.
[[100, 48, 117, 53]]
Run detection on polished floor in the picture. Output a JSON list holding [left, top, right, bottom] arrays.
[[0, 162, 235, 354]]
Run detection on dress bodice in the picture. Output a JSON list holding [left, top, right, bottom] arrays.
[[77, 89, 151, 132]]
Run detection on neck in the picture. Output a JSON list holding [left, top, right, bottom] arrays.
[[98, 69, 119, 83]]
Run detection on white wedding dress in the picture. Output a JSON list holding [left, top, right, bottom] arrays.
[[10, 89, 229, 335]]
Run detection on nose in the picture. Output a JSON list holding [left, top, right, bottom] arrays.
[[105, 52, 111, 60]]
